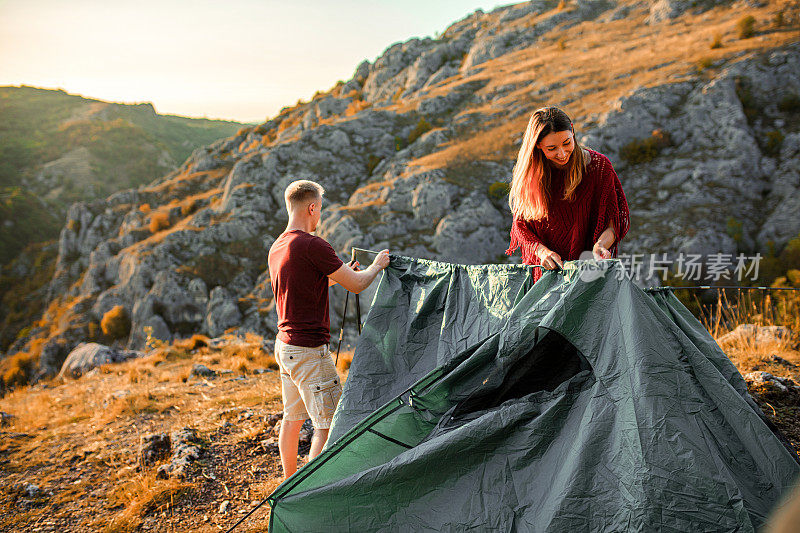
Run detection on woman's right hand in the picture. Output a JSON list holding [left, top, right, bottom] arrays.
[[537, 247, 564, 270]]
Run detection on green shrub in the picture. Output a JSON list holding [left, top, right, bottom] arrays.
[[101, 305, 130, 339], [774, 10, 784, 27], [734, 78, 759, 121], [619, 130, 672, 164], [366, 154, 382, 175], [710, 33, 723, 49], [778, 93, 800, 113], [408, 118, 433, 144], [488, 182, 511, 201], [696, 57, 714, 72], [726, 217, 743, 244], [764, 130, 784, 157], [737, 15, 756, 39]]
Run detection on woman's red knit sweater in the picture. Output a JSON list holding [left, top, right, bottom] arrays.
[[506, 148, 630, 284]]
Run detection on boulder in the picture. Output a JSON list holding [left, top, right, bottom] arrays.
[[205, 287, 242, 337], [718, 325, 795, 347], [58, 342, 143, 379]]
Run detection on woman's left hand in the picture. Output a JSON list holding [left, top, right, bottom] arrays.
[[592, 242, 611, 260]]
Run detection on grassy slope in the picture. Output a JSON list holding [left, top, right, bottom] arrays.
[[0, 85, 245, 263]]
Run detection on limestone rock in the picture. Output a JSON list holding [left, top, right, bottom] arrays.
[[58, 343, 143, 379], [205, 287, 242, 337]]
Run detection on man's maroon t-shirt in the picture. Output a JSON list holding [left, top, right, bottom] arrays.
[[268, 230, 344, 348]]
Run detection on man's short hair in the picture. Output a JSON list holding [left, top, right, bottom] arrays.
[[285, 180, 324, 209]]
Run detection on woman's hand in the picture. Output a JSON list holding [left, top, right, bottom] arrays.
[[537, 247, 563, 270], [593, 241, 611, 260]]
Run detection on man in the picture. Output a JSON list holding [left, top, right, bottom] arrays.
[[268, 179, 390, 479]]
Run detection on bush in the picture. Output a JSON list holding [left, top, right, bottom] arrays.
[[710, 33, 723, 49], [726, 217, 743, 244], [620, 130, 672, 164], [174, 334, 209, 351], [764, 130, 784, 157], [774, 10, 784, 27], [366, 154, 382, 175], [778, 93, 800, 113], [180, 198, 198, 217], [734, 78, 759, 121], [101, 305, 130, 339], [696, 57, 714, 72], [1, 351, 36, 389], [408, 117, 433, 144], [737, 15, 756, 39], [488, 181, 511, 201], [148, 211, 170, 233]]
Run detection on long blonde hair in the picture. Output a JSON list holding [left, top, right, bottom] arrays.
[[509, 107, 586, 221]]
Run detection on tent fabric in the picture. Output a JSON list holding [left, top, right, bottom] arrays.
[[267, 257, 800, 532]]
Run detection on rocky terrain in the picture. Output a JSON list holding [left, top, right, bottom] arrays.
[[1, 0, 799, 400]]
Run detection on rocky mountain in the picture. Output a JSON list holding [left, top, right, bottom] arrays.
[[1, 0, 799, 388]]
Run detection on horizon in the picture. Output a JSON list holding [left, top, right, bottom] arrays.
[[0, 0, 507, 124]]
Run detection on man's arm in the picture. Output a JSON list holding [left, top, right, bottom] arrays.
[[328, 250, 390, 294]]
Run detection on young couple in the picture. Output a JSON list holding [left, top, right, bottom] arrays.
[[268, 106, 630, 479]]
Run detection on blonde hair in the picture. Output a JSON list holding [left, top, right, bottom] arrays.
[[284, 179, 324, 210], [509, 107, 586, 221]]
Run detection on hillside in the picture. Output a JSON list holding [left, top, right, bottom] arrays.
[[0, 87, 246, 350], [1, 0, 799, 393]]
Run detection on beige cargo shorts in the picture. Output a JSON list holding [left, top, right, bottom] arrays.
[[275, 338, 343, 430]]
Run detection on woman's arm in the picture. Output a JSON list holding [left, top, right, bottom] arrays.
[[593, 223, 616, 260]]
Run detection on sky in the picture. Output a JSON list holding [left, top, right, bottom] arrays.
[[0, 0, 509, 123]]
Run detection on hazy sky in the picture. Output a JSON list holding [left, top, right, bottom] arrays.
[[0, 0, 507, 123]]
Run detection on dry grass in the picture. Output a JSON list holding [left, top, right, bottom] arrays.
[[102, 475, 193, 532], [0, 332, 285, 531], [704, 289, 800, 439], [101, 305, 130, 339], [704, 290, 800, 353], [345, 98, 371, 116], [148, 211, 170, 234], [335, 349, 355, 375]]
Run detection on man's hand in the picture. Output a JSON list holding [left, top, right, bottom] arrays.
[[371, 249, 390, 270], [328, 250, 391, 294]]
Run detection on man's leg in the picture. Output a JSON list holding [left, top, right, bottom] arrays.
[[278, 418, 305, 479], [309, 427, 329, 459]]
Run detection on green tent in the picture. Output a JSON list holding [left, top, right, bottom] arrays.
[[267, 257, 800, 532]]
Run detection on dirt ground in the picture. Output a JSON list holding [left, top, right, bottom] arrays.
[[0, 338, 317, 533]]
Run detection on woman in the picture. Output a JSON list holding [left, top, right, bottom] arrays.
[[505, 107, 630, 284]]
